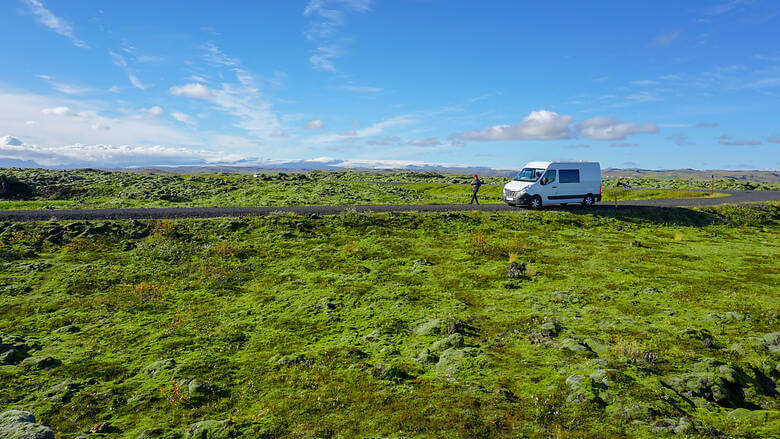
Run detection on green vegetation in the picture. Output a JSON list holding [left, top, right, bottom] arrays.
[[603, 176, 780, 191], [1, 203, 778, 437], [0, 169, 729, 211]]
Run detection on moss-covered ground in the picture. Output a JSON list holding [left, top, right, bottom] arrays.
[[0, 169, 729, 211], [1, 203, 778, 438]]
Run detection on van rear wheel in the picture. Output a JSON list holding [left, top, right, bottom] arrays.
[[529, 196, 542, 210], [582, 194, 595, 207]]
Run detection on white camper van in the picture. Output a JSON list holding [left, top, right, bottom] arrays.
[[503, 161, 601, 209]]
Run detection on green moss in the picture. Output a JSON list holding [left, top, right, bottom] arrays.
[[0, 204, 777, 437]]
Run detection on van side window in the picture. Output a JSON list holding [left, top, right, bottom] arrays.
[[542, 169, 556, 183], [559, 169, 580, 183]]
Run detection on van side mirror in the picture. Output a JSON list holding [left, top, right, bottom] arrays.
[[540, 177, 548, 185]]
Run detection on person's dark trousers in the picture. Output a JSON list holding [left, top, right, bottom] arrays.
[[470, 190, 479, 204]]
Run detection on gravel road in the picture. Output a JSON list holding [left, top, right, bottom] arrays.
[[0, 190, 777, 222]]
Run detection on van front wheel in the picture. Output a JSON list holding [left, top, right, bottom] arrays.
[[582, 194, 595, 207], [529, 196, 542, 210]]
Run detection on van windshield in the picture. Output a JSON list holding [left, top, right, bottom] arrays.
[[514, 168, 545, 182]]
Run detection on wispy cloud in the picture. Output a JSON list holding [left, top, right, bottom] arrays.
[[610, 142, 639, 147], [335, 85, 383, 93], [718, 135, 761, 146], [695, 122, 719, 127], [202, 42, 239, 66], [36, 75, 92, 95], [408, 138, 442, 147], [303, 0, 372, 72], [667, 133, 695, 146], [630, 80, 660, 86], [108, 50, 149, 90], [703, 0, 753, 16], [564, 144, 590, 149], [577, 117, 659, 140], [650, 30, 681, 47], [767, 137, 780, 144], [127, 73, 149, 90], [744, 77, 780, 89], [21, 0, 88, 48]]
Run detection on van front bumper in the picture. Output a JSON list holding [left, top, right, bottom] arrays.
[[503, 193, 531, 206]]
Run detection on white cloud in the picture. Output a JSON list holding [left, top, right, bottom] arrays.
[[453, 110, 573, 141], [766, 137, 780, 144], [169, 83, 213, 99], [610, 142, 639, 147], [42, 106, 75, 116], [339, 130, 357, 136], [305, 119, 325, 130], [3, 91, 201, 148], [145, 106, 164, 117], [564, 143, 590, 149], [91, 122, 111, 131], [0, 142, 245, 167], [270, 130, 287, 137], [22, 0, 88, 48], [695, 122, 719, 128], [408, 138, 442, 147], [451, 140, 466, 147], [171, 112, 194, 125], [650, 30, 681, 47], [1, 136, 23, 146], [577, 117, 659, 140]]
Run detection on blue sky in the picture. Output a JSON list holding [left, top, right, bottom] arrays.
[[0, 0, 778, 169]]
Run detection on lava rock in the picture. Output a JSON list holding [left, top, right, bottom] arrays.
[[665, 359, 749, 408], [431, 333, 464, 352], [53, 325, 80, 334], [41, 380, 83, 403], [529, 320, 561, 344], [415, 348, 438, 364], [414, 318, 445, 336], [507, 262, 526, 279], [186, 420, 235, 439], [0, 410, 54, 439], [144, 359, 177, 376], [20, 356, 61, 370]]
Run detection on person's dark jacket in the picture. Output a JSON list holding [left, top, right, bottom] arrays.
[[471, 177, 483, 192]]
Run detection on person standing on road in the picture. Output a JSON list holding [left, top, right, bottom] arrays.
[[470, 174, 483, 205]]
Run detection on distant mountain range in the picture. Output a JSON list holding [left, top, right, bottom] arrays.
[[1, 157, 777, 182]]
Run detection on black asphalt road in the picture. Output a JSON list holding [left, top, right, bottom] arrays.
[[0, 190, 777, 222]]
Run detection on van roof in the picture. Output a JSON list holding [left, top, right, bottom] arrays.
[[524, 161, 599, 168]]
